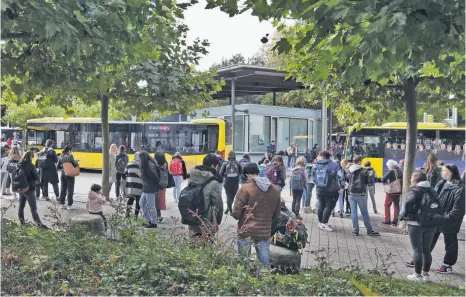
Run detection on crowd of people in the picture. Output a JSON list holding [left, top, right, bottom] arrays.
[[2, 139, 465, 280]]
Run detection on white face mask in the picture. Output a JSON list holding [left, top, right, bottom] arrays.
[[442, 172, 452, 181]]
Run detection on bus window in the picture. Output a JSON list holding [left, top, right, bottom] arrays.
[[349, 130, 382, 159], [110, 124, 130, 149], [71, 123, 102, 152], [438, 130, 465, 162], [130, 124, 144, 153]]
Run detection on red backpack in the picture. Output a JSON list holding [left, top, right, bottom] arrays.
[[170, 158, 183, 175]]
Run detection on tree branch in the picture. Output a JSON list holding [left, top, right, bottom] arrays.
[[1, 32, 32, 39]]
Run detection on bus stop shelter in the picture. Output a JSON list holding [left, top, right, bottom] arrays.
[[213, 65, 305, 148]]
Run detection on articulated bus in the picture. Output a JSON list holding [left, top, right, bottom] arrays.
[[26, 118, 231, 170], [346, 122, 465, 178]]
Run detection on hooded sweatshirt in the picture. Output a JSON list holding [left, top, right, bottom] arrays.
[[232, 176, 281, 240], [347, 164, 369, 195], [400, 181, 437, 226], [187, 166, 223, 234], [87, 190, 106, 213]]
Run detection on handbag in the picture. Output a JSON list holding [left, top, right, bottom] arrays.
[[63, 162, 80, 177], [166, 172, 175, 189], [383, 169, 402, 194]]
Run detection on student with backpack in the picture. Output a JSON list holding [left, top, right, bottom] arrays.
[[302, 162, 315, 213], [125, 152, 143, 218], [347, 155, 380, 236], [311, 150, 345, 232], [5, 146, 22, 200], [238, 153, 251, 187], [265, 155, 286, 191], [12, 151, 48, 229], [219, 151, 242, 215], [37, 139, 59, 201], [400, 170, 441, 282], [364, 161, 378, 214], [290, 157, 307, 215], [114, 145, 129, 199], [180, 154, 223, 236], [233, 163, 281, 265], [138, 151, 161, 228], [170, 152, 187, 203]]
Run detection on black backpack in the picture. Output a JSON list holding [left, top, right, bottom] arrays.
[[37, 149, 49, 169], [224, 161, 239, 179], [11, 166, 29, 193], [178, 177, 215, 225], [348, 168, 366, 195], [417, 189, 444, 227], [116, 155, 128, 173]]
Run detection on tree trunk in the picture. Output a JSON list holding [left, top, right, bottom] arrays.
[[101, 94, 111, 201], [399, 78, 417, 231]]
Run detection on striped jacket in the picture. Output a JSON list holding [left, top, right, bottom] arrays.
[[125, 161, 143, 197]]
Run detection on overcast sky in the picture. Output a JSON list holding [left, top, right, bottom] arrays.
[[183, 0, 274, 70]]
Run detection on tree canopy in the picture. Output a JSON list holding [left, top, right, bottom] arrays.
[[2, 0, 221, 197]]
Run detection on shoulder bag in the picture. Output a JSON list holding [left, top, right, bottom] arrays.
[[384, 169, 402, 194]]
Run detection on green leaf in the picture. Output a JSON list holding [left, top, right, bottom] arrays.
[[342, 65, 361, 84], [74, 10, 87, 24], [273, 38, 292, 54], [389, 12, 407, 27], [44, 22, 61, 39], [325, 0, 340, 8], [314, 63, 330, 80]]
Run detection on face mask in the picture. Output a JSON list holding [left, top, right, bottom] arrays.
[[442, 173, 452, 181]]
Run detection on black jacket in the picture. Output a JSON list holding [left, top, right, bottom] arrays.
[[141, 160, 160, 193], [219, 159, 242, 187], [435, 179, 465, 233], [400, 181, 437, 222], [60, 153, 79, 168], [40, 147, 59, 184], [382, 168, 403, 184], [18, 159, 40, 193]]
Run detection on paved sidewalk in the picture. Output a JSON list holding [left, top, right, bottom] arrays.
[[1, 171, 464, 286]]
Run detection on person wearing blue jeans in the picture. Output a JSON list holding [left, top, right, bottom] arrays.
[[237, 237, 271, 265], [347, 155, 380, 236], [140, 192, 158, 226], [172, 175, 183, 203], [349, 195, 379, 235]]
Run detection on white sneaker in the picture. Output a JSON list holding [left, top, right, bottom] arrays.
[[66, 206, 75, 210], [422, 272, 431, 283], [59, 204, 67, 209], [318, 223, 333, 232], [407, 273, 423, 282]]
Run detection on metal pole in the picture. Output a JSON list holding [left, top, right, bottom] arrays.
[[231, 78, 236, 150], [329, 105, 333, 145], [321, 97, 327, 150], [272, 91, 276, 106]]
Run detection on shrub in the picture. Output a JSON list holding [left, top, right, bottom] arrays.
[[1, 219, 464, 296]]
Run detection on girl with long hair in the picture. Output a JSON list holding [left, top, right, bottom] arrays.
[[424, 153, 441, 188]]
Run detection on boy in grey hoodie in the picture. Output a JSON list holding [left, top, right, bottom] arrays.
[[347, 156, 380, 236]]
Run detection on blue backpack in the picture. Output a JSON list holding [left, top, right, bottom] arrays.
[[259, 165, 266, 177], [290, 168, 305, 190], [314, 163, 331, 188]]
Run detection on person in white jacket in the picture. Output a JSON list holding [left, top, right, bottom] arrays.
[[1, 145, 11, 197]]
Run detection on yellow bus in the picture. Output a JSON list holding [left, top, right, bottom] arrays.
[[26, 117, 231, 170], [345, 122, 466, 178]]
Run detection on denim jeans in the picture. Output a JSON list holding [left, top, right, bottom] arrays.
[[237, 236, 271, 265], [349, 195, 373, 233], [139, 192, 157, 224], [338, 192, 345, 213], [172, 175, 183, 202]]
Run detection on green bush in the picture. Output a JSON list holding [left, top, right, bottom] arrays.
[[1, 219, 464, 296]]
